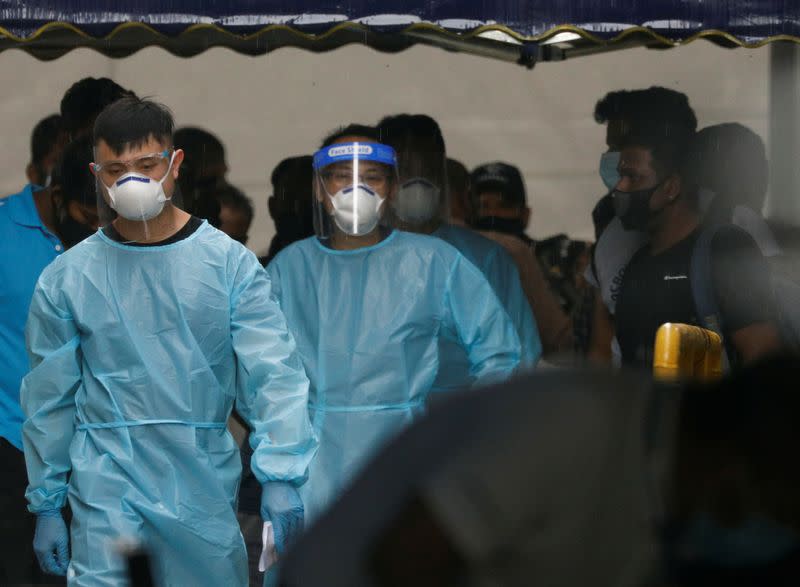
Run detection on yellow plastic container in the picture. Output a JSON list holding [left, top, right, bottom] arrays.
[[653, 323, 723, 382]]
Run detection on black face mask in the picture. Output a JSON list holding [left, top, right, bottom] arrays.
[[474, 216, 526, 235], [56, 213, 95, 249], [612, 182, 664, 231]]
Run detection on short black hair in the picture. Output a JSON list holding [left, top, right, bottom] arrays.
[[216, 183, 254, 223], [174, 127, 226, 177], [30, 114, 64, 166], [269, 156, 313, 224], [93, 96, 174, 154], [320, 124, 380, 148], [55, 135, 95, 207], [446, 158, 470, 194], [376, 114, 446, 155], [60, 77, 135, 137], [683, 123, 769, 213], [271, 155, 313, 189], [594, 86, 697, 135]]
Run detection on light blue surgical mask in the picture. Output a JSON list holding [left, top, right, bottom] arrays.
[[599, 151, 621, 191]]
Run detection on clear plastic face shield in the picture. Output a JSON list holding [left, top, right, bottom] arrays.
[[91, 144, 180, 241], [385, 140, 449, 232], [311, 141, 398, 243]]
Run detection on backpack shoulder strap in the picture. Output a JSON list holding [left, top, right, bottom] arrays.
[[689, 223, 750, 371], [689, 226, 722, 336]]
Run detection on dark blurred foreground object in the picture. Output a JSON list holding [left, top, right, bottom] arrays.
[[0, 439, 65, 585], [278, 356, 800, 587], [278, 368, 673, 586], [666, 353, 800, 586], [122, 544, 156, 587]]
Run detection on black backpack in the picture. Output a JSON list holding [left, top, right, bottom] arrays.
[[689, 224, 800, 367]]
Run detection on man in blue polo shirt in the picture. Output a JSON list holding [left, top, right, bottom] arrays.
[[0, 114, 70, 584]]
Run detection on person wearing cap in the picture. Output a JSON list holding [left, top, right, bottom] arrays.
[[470, 161, 574, 295], [266, 123, 522, 524], [470, 162, 534, 243], [469, 162, 575, 357]]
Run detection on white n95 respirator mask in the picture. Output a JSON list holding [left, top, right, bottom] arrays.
[[393, 177, 441, 224], [329, 184, 385, 236]]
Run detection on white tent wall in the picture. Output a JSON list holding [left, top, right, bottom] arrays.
[[0, 42, 768, 256]]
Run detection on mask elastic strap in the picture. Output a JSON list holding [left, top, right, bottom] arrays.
[[402, 177, 436, 188], [100, 152, 176, 198], [328, 182, 380, 202], [156, 151, 177, 203], [159, 151, 177, 184]]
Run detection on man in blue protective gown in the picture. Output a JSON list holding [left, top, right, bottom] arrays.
[[21, 97, 317, 586], [266, 124, 522, 523], [376, 113, 541, 393]]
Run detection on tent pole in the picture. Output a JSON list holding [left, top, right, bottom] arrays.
[[768, 42, 800, 230]]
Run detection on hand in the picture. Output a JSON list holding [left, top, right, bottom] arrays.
[[33, 511, 70, 575], [260, 481, 304, 555]]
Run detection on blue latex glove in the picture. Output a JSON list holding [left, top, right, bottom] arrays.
[[260, 481, 304, 555], [33, 511, 70, 576]]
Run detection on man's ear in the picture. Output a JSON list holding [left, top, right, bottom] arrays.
[[66, 199, 83, 221], [522, 206, 531, 230], [26, 162, 39, 186], [50, 186, 64, 212], [663, 174, 682, 201], [172, 149, 185, 178]]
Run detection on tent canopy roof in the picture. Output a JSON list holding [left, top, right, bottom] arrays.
[[2, 2, 798, 63]]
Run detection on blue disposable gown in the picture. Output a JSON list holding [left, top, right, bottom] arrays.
[[432, 224, 542, 393], [21, 222, 317, 587], [267, 231, 521, 522]]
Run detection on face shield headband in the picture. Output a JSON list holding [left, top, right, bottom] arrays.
[[312, 142, 397, 172], [312, 142, 397, 237]]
